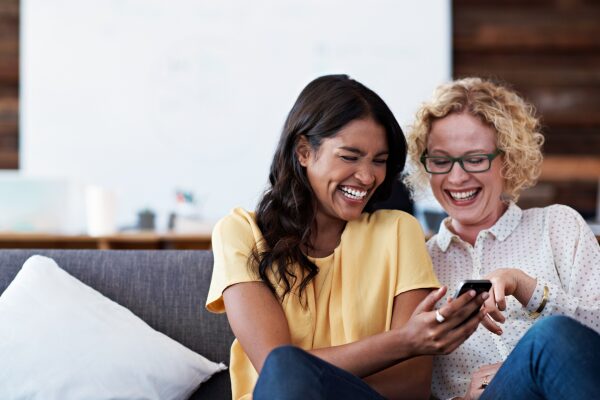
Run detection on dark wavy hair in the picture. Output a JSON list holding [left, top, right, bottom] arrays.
[[252, 74, 407, 301]]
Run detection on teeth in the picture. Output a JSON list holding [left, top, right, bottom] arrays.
[[340, 186, 367, 200], [449, 189, 478, 200]]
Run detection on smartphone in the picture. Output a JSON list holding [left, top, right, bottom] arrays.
[[453, 280, 492, 323], [453, 279, 492, 299]]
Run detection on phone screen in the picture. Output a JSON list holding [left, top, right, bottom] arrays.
[[453, 279, 492, 299]]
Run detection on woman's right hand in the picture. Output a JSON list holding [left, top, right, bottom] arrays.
[[477, 268, 537, 335], [398, 286, 487, 357]]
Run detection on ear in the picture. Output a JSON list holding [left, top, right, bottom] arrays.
[[295, 136, 312, 167]]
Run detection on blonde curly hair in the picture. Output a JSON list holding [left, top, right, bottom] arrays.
[[404, 77, 545, 202]]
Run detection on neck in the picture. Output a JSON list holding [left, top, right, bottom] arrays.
[[448, 223, 480, 246], [306, 215, 346, 258], [449, 202, 509, 246]]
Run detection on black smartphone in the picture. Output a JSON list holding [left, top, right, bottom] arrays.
[[453, 279, 492, 299], [453, 280, 492, 323]]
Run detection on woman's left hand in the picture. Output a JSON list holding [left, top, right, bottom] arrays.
[[481, 268, 536, 334], [462, 362, 503, 400]]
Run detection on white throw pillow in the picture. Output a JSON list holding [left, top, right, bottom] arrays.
[[0, 255, 227, 400]]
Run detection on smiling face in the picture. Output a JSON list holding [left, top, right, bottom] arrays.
[[427, 112, 506, 235], [297, 118, 388, 230]]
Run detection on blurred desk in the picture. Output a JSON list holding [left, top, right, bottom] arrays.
[[0, 232, 212, 250]]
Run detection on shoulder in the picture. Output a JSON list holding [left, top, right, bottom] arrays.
[[212, 207, 263, 249], [521, 204, 590, 243], [522, 204, 585, 227], [214, 207, 257, 233], [545, 204, 589, 235], [545, 204, 585, 221]]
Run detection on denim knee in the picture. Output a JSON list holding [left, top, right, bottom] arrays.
[[527, 315, 577, 341], [532, 315, 574, 331], [263, 345, 307, 370], [255, 346, 323, 400], [260, 345, 319, 385], [523, 315, 596, 359]]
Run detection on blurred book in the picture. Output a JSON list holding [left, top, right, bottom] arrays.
[[0, 175, 84, 233], [171, 215, 213, 235]]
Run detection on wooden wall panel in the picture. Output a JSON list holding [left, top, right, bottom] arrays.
[[455, 7, 600, 51], [0, 0, 18, 169], [453, 0, 600, 217], [455, 54, 600, 86]]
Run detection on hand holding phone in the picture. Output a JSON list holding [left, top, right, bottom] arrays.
[[402, 286, 489, 357], [453, 280, 492, 323]]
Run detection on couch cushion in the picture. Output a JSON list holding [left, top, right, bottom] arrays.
[[0, 250, 234, 400]]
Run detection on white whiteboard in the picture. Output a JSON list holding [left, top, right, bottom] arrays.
[[20, 0, 450, 230]]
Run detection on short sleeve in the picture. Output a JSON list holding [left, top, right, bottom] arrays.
[[394, 213, 440, 295], [205, 208, 263, 313]]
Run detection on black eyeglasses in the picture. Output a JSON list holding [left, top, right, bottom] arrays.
[[420, 150, 502, 174]]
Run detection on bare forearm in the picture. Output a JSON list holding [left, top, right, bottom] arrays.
[[309, 329, 414, 378], [364, 356, 432, 400], [310, 337, 432, 399]]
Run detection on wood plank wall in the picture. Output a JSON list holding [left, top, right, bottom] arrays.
[[453, 0, 600, 218], [0, 0, 18, 169]]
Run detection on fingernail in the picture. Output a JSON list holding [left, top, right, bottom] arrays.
[[469, 290, 476, 297], [482, 292, 489, 300], [497, 329, 503, 335]]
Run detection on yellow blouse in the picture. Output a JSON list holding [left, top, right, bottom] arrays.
[[206, 208, 439, 399]]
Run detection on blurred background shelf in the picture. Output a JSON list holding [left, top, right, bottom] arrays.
[[540, 156, 600, 182], [0, 232, 212, 250]]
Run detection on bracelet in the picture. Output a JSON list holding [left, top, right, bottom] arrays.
[[529, 285, 549, 319]]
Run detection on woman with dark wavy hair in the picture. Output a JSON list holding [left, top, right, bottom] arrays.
[[206, 75, 487, 399]]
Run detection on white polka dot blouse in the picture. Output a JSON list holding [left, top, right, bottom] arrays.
[[428, 203, 600, 400]]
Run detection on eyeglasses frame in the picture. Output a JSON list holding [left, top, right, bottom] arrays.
[[420, 150, 503, 174]]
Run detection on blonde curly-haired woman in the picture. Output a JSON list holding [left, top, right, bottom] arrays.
[[405, 77, 600, 400]]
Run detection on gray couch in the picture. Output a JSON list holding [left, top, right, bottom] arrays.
[[0, 249, 234, 400]]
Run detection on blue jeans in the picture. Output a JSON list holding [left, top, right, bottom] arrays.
[[482, 315, 600, 400], [253, 345, 385, 400], [254, 316, 600, 399]]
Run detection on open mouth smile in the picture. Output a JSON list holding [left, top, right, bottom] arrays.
[[339, 185, 368, 200], [447, 189, 480, 202]]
